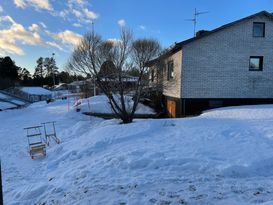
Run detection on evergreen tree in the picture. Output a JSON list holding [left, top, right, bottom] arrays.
[[0, 56, 19, 80], [33, 57, 44, 78], [44, 55, 59, 86]]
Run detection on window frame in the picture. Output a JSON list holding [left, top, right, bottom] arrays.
[[253, 22, 265, 38], [249, 56, 263, 71], [167, 60, 174, 81]]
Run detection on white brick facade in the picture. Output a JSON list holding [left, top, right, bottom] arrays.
[[181, 14, 273, 99]]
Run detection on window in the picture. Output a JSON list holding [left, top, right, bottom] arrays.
[[253, 22, 265, 37], [151, 69, 154, 82], [249, 56, 263, 71], [167, 61, 174, 80]]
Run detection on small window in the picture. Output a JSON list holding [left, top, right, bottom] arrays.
[[249, 56, 263, 71], [151, 69, 154, 82], [253, 22, 265, 37], [167, 61, 174, 80]]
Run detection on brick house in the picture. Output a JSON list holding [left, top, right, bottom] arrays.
[[148, 11, 273, 117]]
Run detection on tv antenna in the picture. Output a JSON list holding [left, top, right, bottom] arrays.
[[186, 8, 208, 37]]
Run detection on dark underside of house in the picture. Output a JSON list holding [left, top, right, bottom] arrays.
[[163, 96, 273, 117]]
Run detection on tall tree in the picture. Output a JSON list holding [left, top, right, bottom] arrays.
[[33, 57, 44, 78], [67, 28, 161, 123], [0, 56, 19, 80], [44, 56, 58, 86], [18, 67, 31, 81], [0, 56, 19, 89]]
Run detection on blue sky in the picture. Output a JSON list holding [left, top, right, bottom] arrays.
[[0, 0, 272, 74]]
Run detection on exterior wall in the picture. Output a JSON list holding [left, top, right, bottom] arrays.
[[182, 14, 273, 99], [162, 50, 183, 98], [29, 94, 51, 102]]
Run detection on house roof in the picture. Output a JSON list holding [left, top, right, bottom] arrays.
[[20, 87, 52, 95], [147, 10, 273, 66]]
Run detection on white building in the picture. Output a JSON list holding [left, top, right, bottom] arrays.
[[148, 11, 273, 117]]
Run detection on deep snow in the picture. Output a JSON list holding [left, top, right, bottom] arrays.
[[1, 100, 273, 204]]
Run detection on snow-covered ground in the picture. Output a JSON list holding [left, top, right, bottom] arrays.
[[78, 95, 155, 114], [2, 101, 273, 204]]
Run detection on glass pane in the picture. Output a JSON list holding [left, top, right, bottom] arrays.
[[250, 58, 260, 69], [253, 23, 264, 37], [170, 62, 174, 78]]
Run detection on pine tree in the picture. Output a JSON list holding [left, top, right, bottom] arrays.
[[44, 57, 58, 77], [33, 57, 44, 78]]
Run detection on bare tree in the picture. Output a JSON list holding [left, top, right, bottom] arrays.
[[67, 28, 161, 123]]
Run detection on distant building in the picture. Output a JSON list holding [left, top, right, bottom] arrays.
[[5, 87, 52, 102]]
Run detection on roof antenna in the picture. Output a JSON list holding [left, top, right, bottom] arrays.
[[186, 8, 208, 37]]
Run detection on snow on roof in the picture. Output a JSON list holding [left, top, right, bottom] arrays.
[[0, 92, 26, 105], [0, 101, 17, 110], [0, 93, 9, 99], [20, 87, 52, 95]]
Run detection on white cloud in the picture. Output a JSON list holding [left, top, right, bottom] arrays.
[[76, 0, 84, 4], [46, 41, 63, 51], [14, 0, 26, 8], [29, 23, 39, 32], [13, 0, 53, 11], [73, 23, 82, 27], [0, 16, 43, 55], [0, 5, 3, 13], [47, 30, 82, 47], [59, 10, 68, 18], [57, 1, 98, 25], [83, 8, 98, 20], [72, 9, 81, 17], [39, 22, 47, 28], [139, 25, 146, 30], [118, 19, 126, 27]]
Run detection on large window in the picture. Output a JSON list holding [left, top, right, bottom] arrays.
[[249, 56, 263, 71], [253, 22, 265, 37], [167, 61, 174, 80]]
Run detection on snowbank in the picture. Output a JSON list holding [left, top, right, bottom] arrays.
[[78, 95, 155, 115], [2, 103, 273, 204]]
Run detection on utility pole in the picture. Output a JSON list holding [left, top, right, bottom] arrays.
[[186, 8, 208, 37]]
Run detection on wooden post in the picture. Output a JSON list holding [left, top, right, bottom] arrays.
[[0, 160, 3, 205]]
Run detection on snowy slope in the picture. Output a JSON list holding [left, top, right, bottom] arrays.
[[2, 102, 273, 204]]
